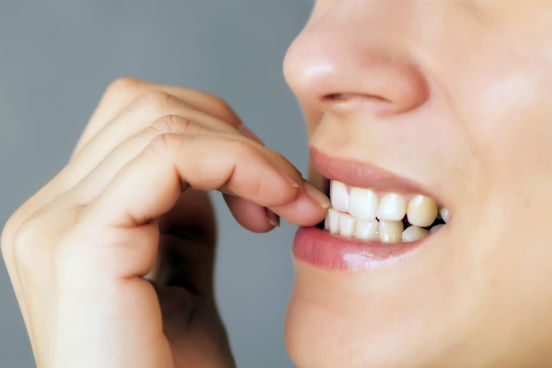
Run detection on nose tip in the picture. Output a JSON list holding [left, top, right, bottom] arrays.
[[284, 13, 430, 116]]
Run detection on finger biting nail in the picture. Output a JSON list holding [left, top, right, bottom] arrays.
[[304, 181, 331, 209]]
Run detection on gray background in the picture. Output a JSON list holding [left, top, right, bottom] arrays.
[[0, 1, 312, 367]]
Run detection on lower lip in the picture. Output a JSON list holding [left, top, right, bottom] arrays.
[[293, 227, 426, 271]]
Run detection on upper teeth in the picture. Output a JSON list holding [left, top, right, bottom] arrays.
[[377, 193, 407, 221], [326, 180, 449, 243]]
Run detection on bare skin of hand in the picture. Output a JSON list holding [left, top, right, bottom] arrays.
[[1, 78, 329, 368]]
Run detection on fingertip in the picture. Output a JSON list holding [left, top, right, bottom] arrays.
[[303, 180, 331, 209], [269, 183, 328, 227]]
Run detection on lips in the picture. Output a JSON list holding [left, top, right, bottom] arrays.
[[293, 147, 450, 271]]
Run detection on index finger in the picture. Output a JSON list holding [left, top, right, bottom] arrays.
[[83, 133, 303, 229]]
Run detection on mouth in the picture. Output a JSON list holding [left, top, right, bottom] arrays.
[[293, 148, 451, 271]]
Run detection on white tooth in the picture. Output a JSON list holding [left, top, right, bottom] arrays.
[[324, 211, 331, 232], [327, 208, 340, 235], [339, 213, 356, 238], [379, 220, 404, 243], [402, 226, 429, 242], [439, 208, 450, 223], [355, 219, 379, 241], [376, 193, 406, 221], [330, 180, 349, 212], [430, 224, 445, 233], [406, 194, 438, 227], [349, 188, 378, 219]]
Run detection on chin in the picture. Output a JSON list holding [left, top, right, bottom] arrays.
[[284, 256, 486, 368]]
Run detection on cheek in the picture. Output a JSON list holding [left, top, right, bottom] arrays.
[[447, 28, 552, 187], [471, 72, 552, 177], [445, 36, 552, 350], [454, 52, 552, 247]]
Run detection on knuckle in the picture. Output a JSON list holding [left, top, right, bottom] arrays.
[[11, 213, 48, 267], [1, 205, 35, 265], [1, 215, 17, 261], [104, 77, 142, 99], [150, 115, 194, 135], [204, 93, 232, 111], [148, 133, 182, 156], [140, 90, 178, 115]]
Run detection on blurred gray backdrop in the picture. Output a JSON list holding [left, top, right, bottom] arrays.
[[0, 1, 312, 367]]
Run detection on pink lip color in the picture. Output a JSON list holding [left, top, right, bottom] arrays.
[[310, 147, 430, 195], [293, 147, 433, 271], [293, 227, 423, 271]]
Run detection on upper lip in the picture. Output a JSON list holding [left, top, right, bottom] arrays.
[[310, 146, 440, 201]]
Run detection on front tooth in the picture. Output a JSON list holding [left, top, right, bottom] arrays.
[[402, 226, 429, 242], [330, 180, 349, 212], [376, 193, 406, 221], [349, 188, 378, 219], [327, 208, 340, 235], [355, 219, 379, 241], [406, 195, 438, 227], [339, 213, 356, 238], [439, 208, 450, 223], [379, 220, 404, 243]]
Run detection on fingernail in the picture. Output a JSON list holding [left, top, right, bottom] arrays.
[[303, 181, 331, 209], [265, 208, 280, 227]]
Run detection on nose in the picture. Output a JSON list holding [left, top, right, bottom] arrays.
[[283, 1, 429, 116]]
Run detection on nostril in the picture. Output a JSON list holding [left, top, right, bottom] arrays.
[[324, 93, 349, 101], [323, 93, 390, 103]]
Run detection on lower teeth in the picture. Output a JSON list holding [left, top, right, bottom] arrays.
[[323, 207, 445, 243]]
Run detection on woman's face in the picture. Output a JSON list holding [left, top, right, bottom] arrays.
[[283, 1, 552, 367]]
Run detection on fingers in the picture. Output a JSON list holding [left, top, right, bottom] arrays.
[[67, 91, 242, 189], [15, 82, 255, 237], [82, 133, 302, 231], [74, 78, 243, 157], [223, 194, 279, 233], [268, 181, 329, 226], [69, 115, 218, 202], [223, 180, 329, 233], [68, 113, 326, 232]]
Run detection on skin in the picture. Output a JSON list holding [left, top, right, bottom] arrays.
[[283, 0, 552, 367], [2, 0, 552, 367], [1, 79, 328, 367]]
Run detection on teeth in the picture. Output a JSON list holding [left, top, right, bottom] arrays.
[[348, 188, 378, 219], [330, 180, 349, 212], [338, 213, 356, 238], [430, 224, 445, 233], [406, 195, 438, 227], [324, 181, 448, 244], [379, 220, 404, 243], [376, 193, 406, 221], [355, 219, 379, 241], [326, 208, 340, 235], [439, 208, 450, 223], [402, 226, 429, 242]]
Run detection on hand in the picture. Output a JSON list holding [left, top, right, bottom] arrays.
[[1, 78, 328, 368]]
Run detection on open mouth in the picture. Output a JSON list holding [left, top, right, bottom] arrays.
[[317, 179, 449, 243], [293, 148, 451, 271]]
